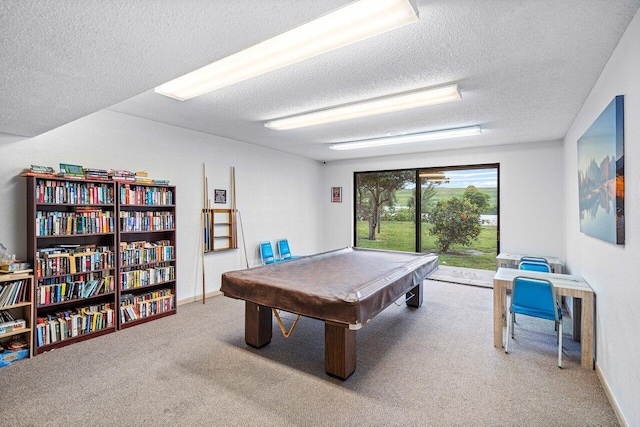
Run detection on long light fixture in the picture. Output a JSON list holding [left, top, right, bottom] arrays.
[[265, 83, 461, 130], [154, 0, 419, 101], [329, 125, 482, 150]]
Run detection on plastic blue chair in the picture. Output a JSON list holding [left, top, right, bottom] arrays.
[[259, 241, 282, 265], [277, 239, 300, 261], [519, 261, 551, 273], [505, 276, 563, 367], [521, 256, 548, 265]]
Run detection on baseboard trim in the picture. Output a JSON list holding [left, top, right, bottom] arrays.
[[596, 362, 627, 427], [177, 290, 222, 306]]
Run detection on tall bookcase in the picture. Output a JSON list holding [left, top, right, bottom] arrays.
[[27, 177, 118, 354], [116, 183, 176, 329]]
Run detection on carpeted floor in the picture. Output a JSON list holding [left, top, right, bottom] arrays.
[[0, 280, 618, 426]]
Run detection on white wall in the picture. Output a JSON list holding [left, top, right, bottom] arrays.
[[563, 10, 640, 426], [322, 141, 565, 258], [0, 110, 324, 302]]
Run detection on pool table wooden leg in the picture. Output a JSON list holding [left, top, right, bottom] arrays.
[[325, 322, 356, 380], [245, 301, 272, 348], [406, 282, 423, 307]]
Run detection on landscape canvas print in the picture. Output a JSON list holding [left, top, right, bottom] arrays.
[[577, 95, 625, 244]]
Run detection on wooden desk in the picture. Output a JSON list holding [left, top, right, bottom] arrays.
[[496, 252, 564, 273], [493, 268, 594, 369]]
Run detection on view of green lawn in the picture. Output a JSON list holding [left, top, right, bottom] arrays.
[[356, 221, 497, 270], [395, 187, 498, 212]]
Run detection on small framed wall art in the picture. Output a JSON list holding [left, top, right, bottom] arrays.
[[214, 189, 227, 204], [331, 187, 342, 203]]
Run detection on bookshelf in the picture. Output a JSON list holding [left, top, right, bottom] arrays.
[[0, 273, 34, 361], [27, 177, 118, 355], [117, 183, 176, 329]]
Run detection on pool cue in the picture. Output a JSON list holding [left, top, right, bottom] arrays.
[[238, 210, 249, 269], [231, 166, 237, 249], [201, 164, 207, 304]]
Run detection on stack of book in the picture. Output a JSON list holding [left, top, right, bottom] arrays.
[[0, 262, 31, 274], [134, 171, 153, 184], [0, 311, 26, 334], [109, 169, 135, 182], [21, 165, 57, 178], [84, 168, 109, 181]]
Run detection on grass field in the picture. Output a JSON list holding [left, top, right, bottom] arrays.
[[356, 221, 497, 270], [395, 187, 497, 210]]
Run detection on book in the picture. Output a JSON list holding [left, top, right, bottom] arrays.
[[0, 262, 31, 272], [59, 163, 85, 178]]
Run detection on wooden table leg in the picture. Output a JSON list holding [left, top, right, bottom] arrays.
[[325, 322, 356, 380], [493, 281, 505, 348], [245, 301, 272, 349], [406, 282, 423, 308], [580, 294, 594, 370], [572, 297, 582, 341]]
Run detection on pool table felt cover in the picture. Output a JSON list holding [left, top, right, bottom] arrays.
[[221, 247, 438, 327]]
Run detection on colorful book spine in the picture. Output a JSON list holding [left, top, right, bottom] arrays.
[[119, 241, 175, 266], [35, 180, 114, 204], [35, 210, 114, 236], [36, 276, 115, 306], [120, 264, 175, 290], [119, 185, 173, 206], [35, 303, 114, 347], [119, 288, 174, 323], [119, 211, 174, 232]]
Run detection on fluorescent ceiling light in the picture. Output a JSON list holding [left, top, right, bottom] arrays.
[[155, 0, 419, 101], [265, 83, 461, 130], [329, 126, 481, 150]]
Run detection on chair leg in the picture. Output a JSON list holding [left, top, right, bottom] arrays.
[[505, 308, 511, 353], [511, 311, 515, 339], [558, 319, 563, 368]]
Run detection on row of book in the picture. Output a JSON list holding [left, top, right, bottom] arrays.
[[120, 289, 174, 323], [35, 303, 114, 347], [0, 279, 29, 307], [35, 250, 115, 278], [37, 244, 111, 258], [120, 264, 175, 290], [39, 271, 109, 287], [120, 241, 175, 266], [36, 276, 115, 306], [35, 210, 115, 236], [35, 180, 114, 205], [120, 185, 174, 206], [119, 211, 174, 232]]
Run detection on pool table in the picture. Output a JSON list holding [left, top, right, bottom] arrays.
[[221, 247, 438, 379]]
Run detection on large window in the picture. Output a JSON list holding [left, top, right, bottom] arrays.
[[355, 164, 499, 270], [355, 170, 417, 253]]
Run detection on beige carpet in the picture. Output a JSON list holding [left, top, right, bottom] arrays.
[[0, 280, 617, 426]]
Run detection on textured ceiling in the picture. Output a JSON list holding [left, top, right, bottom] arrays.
[[2, 1, 639, 161]]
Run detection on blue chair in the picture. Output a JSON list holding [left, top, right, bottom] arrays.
[[521, 256, 548, 265], [259, 241, 282, 265], [277, 239, 300, 261], [519, 261, 551, 273], [505, 276, 563, 367]]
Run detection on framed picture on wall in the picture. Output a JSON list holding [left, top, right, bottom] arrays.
[[214, 189, 227, 204], [331, 187, 342, 203], [577, 95, 624, 245]]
